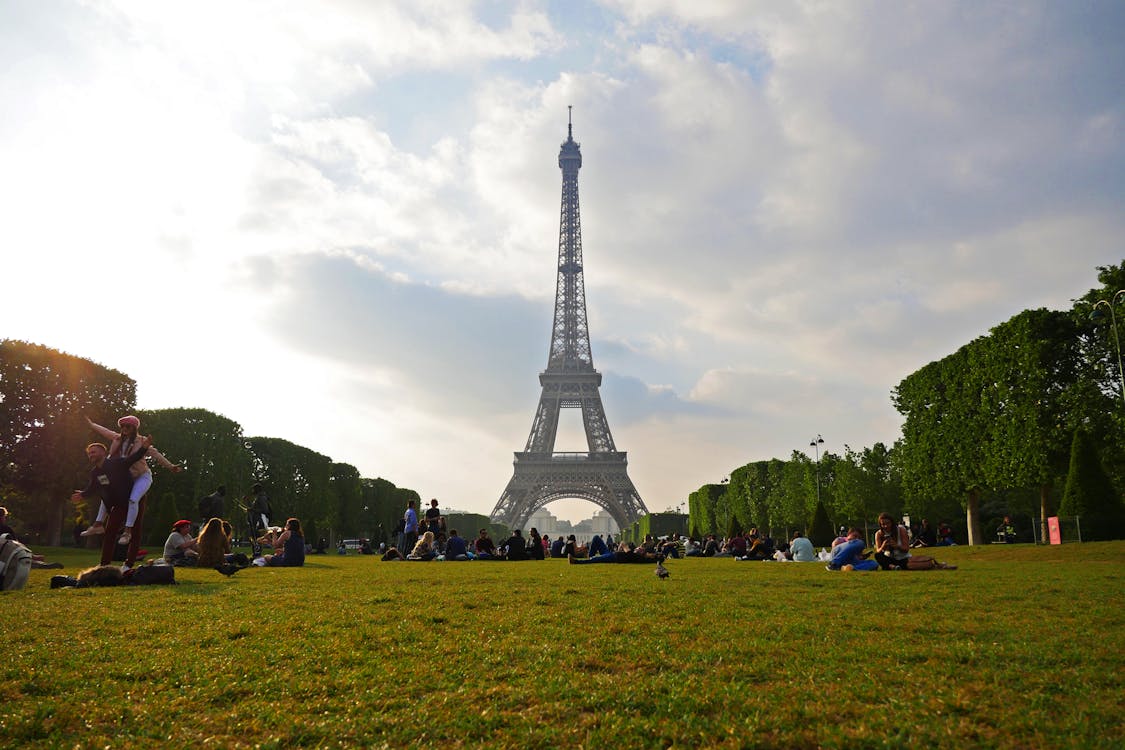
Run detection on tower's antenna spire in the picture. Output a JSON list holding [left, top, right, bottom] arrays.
[[568, 105, 573, 140]]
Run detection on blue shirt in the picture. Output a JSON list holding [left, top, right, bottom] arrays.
[[445, 535, 467, 557], [404, 507, 418, 533], [830, 538, 866, 568]]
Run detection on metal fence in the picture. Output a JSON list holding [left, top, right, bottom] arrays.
[[1035, 516, 1083, 544]]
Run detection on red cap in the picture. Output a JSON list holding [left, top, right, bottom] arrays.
[[118, 415, 140, 428], [173, 519, 192, 529]]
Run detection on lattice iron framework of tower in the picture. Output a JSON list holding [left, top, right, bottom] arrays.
[[490, 110, 648, 532]]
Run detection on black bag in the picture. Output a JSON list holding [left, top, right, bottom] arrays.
[[129, 564, 176, 585]]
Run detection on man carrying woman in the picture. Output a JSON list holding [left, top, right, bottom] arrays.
[[80, 415, 182, 547]]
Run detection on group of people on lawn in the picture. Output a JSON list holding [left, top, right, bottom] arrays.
[[382, 498, 624, 562], [380, 496, 953, 570], [71, 414, 305, 571]]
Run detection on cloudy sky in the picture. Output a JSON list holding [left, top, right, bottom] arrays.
[[2, 1, 1122, 523]]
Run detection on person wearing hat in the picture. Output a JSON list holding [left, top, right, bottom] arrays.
[[81, 415, 183, 547], [163, 520, 199, 565]]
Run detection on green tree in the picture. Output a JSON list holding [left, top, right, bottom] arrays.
[[136, 408, 255, 544], [0, 340, 135, 545], [981, 309, 1080, 537], [246, 437, 333, 533], [1071, 263, 1125, 495], [894, 344, 991, 544], [1060, 427, 1125, 540], [330, 462, 363, 540], [809, 499, 833, 547], [687, 483, 726, 537]]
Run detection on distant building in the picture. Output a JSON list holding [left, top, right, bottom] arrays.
[[526, 506, 618, 541]]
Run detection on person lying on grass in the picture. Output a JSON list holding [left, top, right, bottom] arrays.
[[568, 541, 666, 565]]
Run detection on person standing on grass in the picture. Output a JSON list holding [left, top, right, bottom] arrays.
[[198, 486, 226, 526], [81, 415, 182, 547], [246, 484, 273, 538], [403, 499, 419, 554], [424, 498, 443, 535], [72, 436, 154, 569]]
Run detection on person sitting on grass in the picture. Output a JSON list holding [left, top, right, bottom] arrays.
[[527, 528, 545, 560], [789, 531, 816, 562], [910, 519, 936, 548], [874, 513, 913, 570], [262, 518, 306, 567], [0, 506, 63, 569], [569, 541, 666, 565], [702, 535, 720, 557], [826, 528, 879, 571], [937, 521, 956, 546], [408, 530, 437, 561], [873, 514, 957, 570], [195, 517, 233, 568], [503, 529, 529, 560], [726, 532, 748, 558], [475, 529, 498, 559], [163, 519, 199, 566], [381, 546, 405, 561], [996, 516, 1017, 544], [444, 529, 469, 560], [738, 529, 770, 561]]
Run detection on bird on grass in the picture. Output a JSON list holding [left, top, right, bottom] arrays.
[[215, 563, 241, 577], [655, 561, 669, 579]]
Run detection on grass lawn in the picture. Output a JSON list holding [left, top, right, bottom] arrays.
[[1, 541, 1122, 749]]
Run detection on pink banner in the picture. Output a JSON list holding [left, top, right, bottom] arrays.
[[1048, 516, 1061, 545]]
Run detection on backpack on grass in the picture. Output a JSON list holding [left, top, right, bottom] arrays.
[[0, 533, 33, 591]]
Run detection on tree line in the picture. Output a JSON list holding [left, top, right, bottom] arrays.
[[0, 340, 421, 547], [688, 264, 1125, 545]]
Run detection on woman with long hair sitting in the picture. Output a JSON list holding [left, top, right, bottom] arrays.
[[196, 517, 232, 568], [263, 518, 306, 567], [408, 530, 437, 560]]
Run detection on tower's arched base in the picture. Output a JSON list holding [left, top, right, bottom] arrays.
[[490, 451, 646, 531]]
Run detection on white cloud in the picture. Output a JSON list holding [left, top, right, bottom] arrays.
[[1, 1, 1122, 522]]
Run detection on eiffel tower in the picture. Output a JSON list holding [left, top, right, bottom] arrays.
[[490, 111, 648, 532]]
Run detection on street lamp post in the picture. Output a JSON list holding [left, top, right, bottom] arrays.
[[809, 434, 825, 508], [1091, 289, 1125, 409]]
